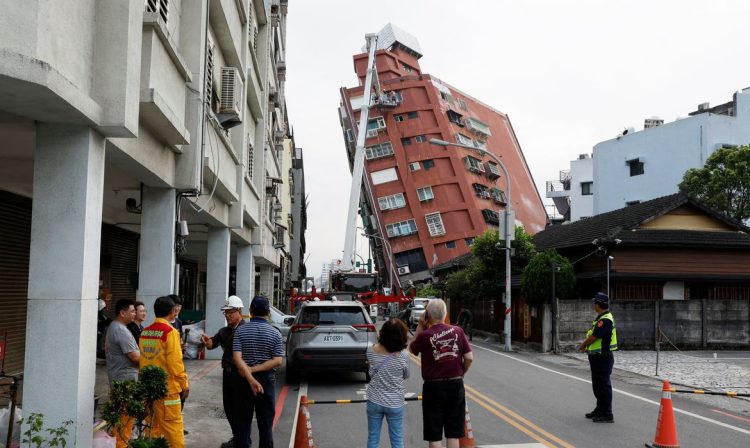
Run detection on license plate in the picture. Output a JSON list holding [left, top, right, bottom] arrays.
[[323, 335, 344, 342]]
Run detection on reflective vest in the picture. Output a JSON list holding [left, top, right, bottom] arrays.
[[585, 312, 618, 354], [139, 318, 189, 395]]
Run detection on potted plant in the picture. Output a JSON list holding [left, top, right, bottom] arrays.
[[101, 365, 170, 448]]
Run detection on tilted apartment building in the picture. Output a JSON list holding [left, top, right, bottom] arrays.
[[0, 0, 302, 444], [338, 24, 547, 287]]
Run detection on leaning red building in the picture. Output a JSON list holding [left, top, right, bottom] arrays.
[[338, 24, 547, 287]]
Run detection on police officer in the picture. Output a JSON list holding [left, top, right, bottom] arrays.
[[578, 292, 618, 423]]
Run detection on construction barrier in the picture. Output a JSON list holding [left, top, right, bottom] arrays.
[[459, 403, 476, 447], [645, 381, 680, 448], [667, 387, 749, 397], [293, 395, 315, 448], [305, 395, 422, 405]]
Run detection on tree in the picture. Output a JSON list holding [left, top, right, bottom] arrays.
[[520, 250, 576, 307], [679, 145, 750, 222], [444, 227, 536, 304], [416, 282, 441, 298]]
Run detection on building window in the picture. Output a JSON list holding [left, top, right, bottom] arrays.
[[425, 213, 446, 236], [445, 241, 456, 249], [627, 158, 644, 176], [371, 167, 398, 185], [490, 188, 506, 204], [440, 91, 454, 103], [456, 133, 474, 146], [415, 135, 426, 143], [367, 117, 386, 131], [402, 64, 414, 73], [464, 237, 474, 247], [247, 140, 254, 180], [447, 110, 463, 125], [409, 162, 421, 172], [422, 158, 434, 169], [463, 156, 485, 173], [145, 0, 169, 23], [581, 182, 593, 196], [458, 98, 468, 111], [394, 248, 428, 273], [365, 142, 395, 160], [378, 193, 406, 211], [401, 137, 412, 146], [407, 111, 418, 119], [386, 219, 418, 238], [393, 91, 403, 102], [482, 209, 500, 225], [473, 183, 490, 199], [417, 186, 434, 201], [394, 114, 404, 122], [345, 129, 354, 142]]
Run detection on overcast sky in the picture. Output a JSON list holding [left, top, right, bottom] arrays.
[[284, 0, 750, 281]]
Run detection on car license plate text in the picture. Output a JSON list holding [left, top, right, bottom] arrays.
[[323, 335, 344, 342]]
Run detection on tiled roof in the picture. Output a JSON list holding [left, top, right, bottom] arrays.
[[534, 193, 750, 250], [431, 251, 473, 273]]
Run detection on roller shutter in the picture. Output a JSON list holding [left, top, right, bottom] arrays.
[[0, 192, 31, 375]]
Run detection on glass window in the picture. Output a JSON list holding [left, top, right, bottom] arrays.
[[401, 137, 412, 146], [445, 241, 456, 249], [378, 193, 406, 210], [464, 238, 474, 247], [366, 117, 386, 131], [386, 219, 417, 238], [365, 142, 395, 160], [628, 159, 644, 176], [415, 135, 426, 143], [425, 213, 446, 236], [581, 182, 593, 196], [407, 111, 418, 119], [422, 159, 434, 169], [417, 186, 434, 201], [409, 162, 421, 172], [394, 115, 404, 122]]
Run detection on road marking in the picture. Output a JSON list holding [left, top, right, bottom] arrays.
[[471, 344, 750, 436], [273, 385, 289, 430], [287, 382, 308, 448], [465, 385, 575, 448], [711, 409, 750, 423], [409, 353, 572, 447], [478, 445, 547, 448]]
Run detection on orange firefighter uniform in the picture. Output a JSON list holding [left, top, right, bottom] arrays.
[[139, 318, 189, 448]]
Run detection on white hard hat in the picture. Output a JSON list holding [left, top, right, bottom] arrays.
[[221, 295, 244, 310]]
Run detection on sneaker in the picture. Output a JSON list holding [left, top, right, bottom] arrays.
[[585, 410, 599, 419], [592, 415, 614, 423]]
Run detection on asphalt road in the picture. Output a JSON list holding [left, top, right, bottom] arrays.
[[283, 342, 750, 447]]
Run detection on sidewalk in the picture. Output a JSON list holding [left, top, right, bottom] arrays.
[[95, 359, 295, 447]]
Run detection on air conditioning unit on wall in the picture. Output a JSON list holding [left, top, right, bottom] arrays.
[[220, 67, 244, 116], [397, 265, 410, 275]]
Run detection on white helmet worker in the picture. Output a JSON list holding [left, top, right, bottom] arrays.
[[221, 295, 244, 310]]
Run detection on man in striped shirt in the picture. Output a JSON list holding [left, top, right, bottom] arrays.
[[232, 296, 284, 448]]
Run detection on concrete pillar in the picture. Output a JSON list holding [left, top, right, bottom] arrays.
[[24, 124, 105, 447], [236, 244, 255, 309], [136, 186, 176, 321], [205, 227, 230, 359], [258, 265, 275, 299]]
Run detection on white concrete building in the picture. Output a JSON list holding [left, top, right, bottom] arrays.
[[0, 0, 296, 445], [594, 88, 750, 214], [548, 87, 750, 223]]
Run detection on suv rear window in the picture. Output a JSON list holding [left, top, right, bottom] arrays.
[[300, 307, 367, 326]]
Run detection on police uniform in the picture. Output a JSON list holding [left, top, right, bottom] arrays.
[[584, 293, 617, 422], [139, 317, 189, 447]]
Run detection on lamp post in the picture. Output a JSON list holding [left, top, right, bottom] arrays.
[[430, 138, 513, 352], [362, 232, 401, 291]]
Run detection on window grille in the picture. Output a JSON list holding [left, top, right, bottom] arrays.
[[386, 219, 417, 238], [425, 213, 446, 236], [145, 0, 169, 23], [417, 186, 434, 201]]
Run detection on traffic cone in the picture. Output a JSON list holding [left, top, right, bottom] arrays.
[[293, 395, 315, 448], [459, 403, 476, 447], [645, 381, 680, 448]]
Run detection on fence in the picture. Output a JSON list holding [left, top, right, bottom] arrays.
[[557, 299, 750, 350]]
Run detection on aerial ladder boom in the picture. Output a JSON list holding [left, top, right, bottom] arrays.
[[340, 33, 379, 272]]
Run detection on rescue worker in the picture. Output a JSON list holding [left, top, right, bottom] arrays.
[[578, 292, 617, 423], [139, 295, 189, 447], [200, 295, 248, 448]]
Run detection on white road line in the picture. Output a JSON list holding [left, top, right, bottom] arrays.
[[287, 382, 308, 448], [471, 344, 750, 436], [478, 445, 547, 448]]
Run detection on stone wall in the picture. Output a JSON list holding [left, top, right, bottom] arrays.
[[557, 299, 750, 350]]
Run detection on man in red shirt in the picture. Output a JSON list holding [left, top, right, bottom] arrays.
[[409, 299, 473, 448]]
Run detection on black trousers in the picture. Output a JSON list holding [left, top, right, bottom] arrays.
[[588, 353, 614, 416], [233, 371, 276, 448], [223, 369, 251, 444]]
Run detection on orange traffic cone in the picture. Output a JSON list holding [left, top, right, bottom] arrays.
[[645, 381, 680, 448], [459, 403, 476, 447], [293, 395, 315, 448]]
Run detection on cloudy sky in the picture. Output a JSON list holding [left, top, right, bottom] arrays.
[[284, 0, 750, 281]]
